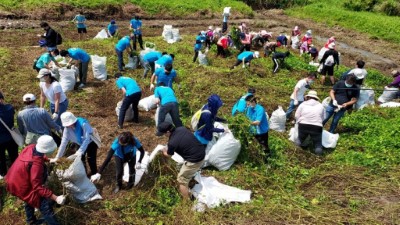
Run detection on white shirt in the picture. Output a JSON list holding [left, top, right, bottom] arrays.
[[290, 79, 309, 101], [40, 81, 67, 104], [295, 99, 325, 127]]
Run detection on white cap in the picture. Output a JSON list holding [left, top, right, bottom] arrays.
[[254, 51, 260, 58], [36, 135, 57, 154], [305, 90, 320, 100], [306, 30, 312, 34], [37, 68, 52, 79], [208, 26, 213, 30], [61, 112, 77, 127], [23, 93, 36, 102], [328, 43, 336, 49]]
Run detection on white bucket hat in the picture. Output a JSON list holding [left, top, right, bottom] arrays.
[[306, 30, 312, 35], [305, 90, 320, 100], [254, 51, 260, 58], [37, 68, 52, 79], [61, 112, 77, 127], [36, 135, 57, 154], [23, 93, 36, 102]]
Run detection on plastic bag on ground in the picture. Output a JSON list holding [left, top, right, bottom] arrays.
[[291, 36, 299, 49], [138, 95, 157, 111], [91, 55, 107, 81], [322, 130, 339, 148], [154, 107, 173, 127], [94, 29, 108, 39], [378, 88, 399, 103], [172, 28, 181, 42], [58, 68, 76, 92], [198, 51, 208, 66], [125, 56, 138, 69], [380, 102, 400, 108], [269, 106, 286, 132], [115, 100, 133, 122], [56, 157, 102, 203], [355, 88, 375, 110], [122, 151, 150, 186], [162, 25, 173, 42], [288, 123, 301, 145]]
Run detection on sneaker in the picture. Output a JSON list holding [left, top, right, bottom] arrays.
[[78, 83, 85, 89], [113, 186, 121, 194]]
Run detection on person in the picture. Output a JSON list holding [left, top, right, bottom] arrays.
[[107, 20, 118, 37], [239, 32, 252, 53], [323, 75, 360, 133], [276, 34, 288, 47], [51, 112, 99, 176], [194, 94, 226, 145], [301, 30, 313, 47], [38, 22, 60, 51], [205, 26, 214, 50], [34, 49, 61, 72], [5, 135, 66, 225], [308, 45, 318, 63], [193, 31, 206, 63], [320, 43, 340, 85], [17, 93, 62, 145], [386, 70, 400, 89], [264, 41, 277, 57], [379, 70, 400, 103], [238, 22, 247, 33], [245, 96, 270, 158], [286, 72, 317, 119], [232, 88, 256, 116], [60, 48, 91, 88], [154, 82, 183, 128], [91, 132, 145, 193], [272, 51, 290, 73], [157, 122, 206, 199], [142, 51, 162, 78], [231, 51, 260, 69], [324, 36, 335, 49], [130, 16, 144, 50], [222, 12, 229, 33], [155, 52, 174, 69], [294, 90, 325, 155], [342, 60, 367, 85], [37, 69, 69, 127], [71, 12, 87, 40], [216, 35, 231, 58], [115, 73, 142, 128], [115, 35, 134, 72], [150, 64, 177, 90], [0, 92, 18, 178], [292, 26, 301, 37]]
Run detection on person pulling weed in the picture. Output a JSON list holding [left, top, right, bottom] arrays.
[[107, 20, 118, 37], [193, 31, 206, 63], [272, 51, 290, 73], [142, 51, 162, 78], [60, 48, 91, 89], [232, 88, 256, 116], [154, 82, 183, 128], [230, 51, 260, 69], [115, 35, 134, 72], [34, 49, 61, 72], [150, 63, 177, 90]]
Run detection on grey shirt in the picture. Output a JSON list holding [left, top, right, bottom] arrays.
[[17, 105, 61, 136]]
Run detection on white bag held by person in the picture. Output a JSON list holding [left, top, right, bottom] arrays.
[[94, 29, 108, 39], [125, 56, 138, 69], [0, 118, 24, 147], [269, 106, 286, 132], [91, 55, 107, 81], [322, 130, 339, 148], [154, 107, 173, 127], [378, 87, 399, 103], [122, 151, 150, 186], [115, 100, 133, 122], [288, 123, 301, 145], [58, 68, 76, 92], [138, 95, 157, 111], [198, 51, 208, 65], [223, 7, 231, 16], [355, 88, 375, 110]]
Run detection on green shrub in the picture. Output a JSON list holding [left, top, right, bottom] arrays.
[[375, 0, 400, 16], [343, 0, 380, 12]]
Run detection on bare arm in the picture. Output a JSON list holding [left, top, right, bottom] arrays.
[[54, 92, 61, 114], [40, 88, 46, 108]]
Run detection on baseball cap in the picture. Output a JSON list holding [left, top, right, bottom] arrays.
[[23, 93, 36, 102], [156, 122, 174, 136], [37, 68, 52, 78]]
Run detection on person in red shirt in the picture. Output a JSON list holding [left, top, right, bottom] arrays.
[[5, 135, 66, 225], [216, 35, 232, 58]]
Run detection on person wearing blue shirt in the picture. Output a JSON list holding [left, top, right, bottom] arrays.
[[107, 20, 118, 37], [72, 12, 87, 40], [34, 49, 60, 72], [92, 132, 145, 193], [232, 88, 256, 116], [155, 52, 174, 68], [193, 31, 206, 63], [115, 73, 142, 128], [245, 95, 270, 157], [142, 51, 162, 78], [154, 82, 183, 129], [130, 16, 144, 50], [115, 35, 134, 72], [150, 64, 177, 90], [231, 51, 260, 69], [60, 48, 91, 88]]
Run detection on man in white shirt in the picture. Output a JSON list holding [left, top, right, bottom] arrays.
[[286, 72, 317, 119]]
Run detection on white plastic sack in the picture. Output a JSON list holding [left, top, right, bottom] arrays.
[[57, 157, 102, 203], [172, 28, 181, 42], [318, 47, 329, 61], [288, 123, 301, 145], [91, 55, 107, 81], [198, 51, 208, 65], [322, 130, 339, 148], [191, 173, 251, 208], [269, 106, 286, 132], [162, 25, 174, 42], [380, 102, 400, 108], [378, 88, 399, 103], [322, 97, 332, 109], [122, 151, 150, 186], [58, 68, 76, 92], [223, 7, 231, 16], [138, 95, 157, 111], [125, 56, 138, 69], [355, 88, 375, 110], [149, 144, 184, 164], [115, 100, 133, 122], [291, 36, 299, 49], [154, 107, 173, 127], [94, 29, 108, 39]]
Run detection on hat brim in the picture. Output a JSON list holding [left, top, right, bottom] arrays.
[[305, 95, 320, 100], [62, 118, 77, 127]]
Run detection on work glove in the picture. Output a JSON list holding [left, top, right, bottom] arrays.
[[67, 152, 83, 161], [90, 173, 101, 182], [52, 113, 58, 120], [56, 195, 66, 205], [332, 100, 338, 107], [135, 163, 142, 170], [294, 100, 299, 106], [150, 84, 155, 91], [384, 86, 389, 89], [242, 64, 245, 68], [49, 158, 59, 164]]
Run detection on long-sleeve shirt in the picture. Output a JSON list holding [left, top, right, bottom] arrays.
[[42, 28, 58, 48], [320, 49, 339, 66], [57, 118, 93, 158], [17, 105, 61, 136], [0, 103, 15, 144], [388, 76, 400, 88], [197, 104, 225, 141], [295, 99, 325, 127]]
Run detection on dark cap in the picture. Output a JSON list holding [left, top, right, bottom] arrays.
[[156, 122, 174, 136]]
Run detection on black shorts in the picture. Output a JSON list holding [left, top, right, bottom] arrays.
[[321, 65, 334, 76], [78, 28, 87, 33]]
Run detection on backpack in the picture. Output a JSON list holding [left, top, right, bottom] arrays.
[[55, 32, 63, 45], [324, 55, 335, 66], [191, 107, 211, 131]]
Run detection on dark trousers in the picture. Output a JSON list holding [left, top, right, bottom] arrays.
[[217, 45, 226, 57], [78, 60, 90, 85], [272, 58, 284, 73], [0, 140, 18, 176], [116, 49, 124, 71], [233, 59, 249, 68], [158, 102, 183, 128], [222, 22, 228, 33], [298, 123, 323, 155], [25, 198, 59, 225], [255, 132, 269, 155], [205, 38, 212, 49], [193, 50, 199, 63], [115, 155, 136, 187], [118, 92, 142, 127], [239, 44, 251, 53], [133, 34, 143, 50], [81, 142, 98, 176]]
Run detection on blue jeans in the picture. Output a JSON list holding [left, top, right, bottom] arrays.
[[143, 61, 155, 78], [25, 198, 59, 225], [158, 102, 183, 128], [286, 99, 303, 119], [116, 49, 124, 71], [323, 103, 346, 133], [50, 99, 69, 127]]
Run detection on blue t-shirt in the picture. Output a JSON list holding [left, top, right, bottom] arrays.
[[223, 15, 228, 22], [143, 51, 162, 63], [115, 36, 131, 52], [107, 24, 118, 34], [68, 48, 90, 63], [130, 19, 142, 35], [156, 55, 173, 67], [116, 77, 141, 96], [194, 35, 205, 51], [154, 67, 177, 88], [111, 137, 142, 159], [74, 15, 86, 28], [238, 51, 254, 61], [36, 53, 55, 69], [154, 86, 177, 105], [231, 92, 252, 116], [246, 104, 269, 135]]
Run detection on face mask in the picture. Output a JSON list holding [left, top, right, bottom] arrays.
[[344, 82, 352, 88], [40, 77, 46, 82]]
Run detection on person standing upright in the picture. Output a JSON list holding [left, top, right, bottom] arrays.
[[130, 16, 144, 50], [320, 43, 340, 85], [72, 11, 87, 40]]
